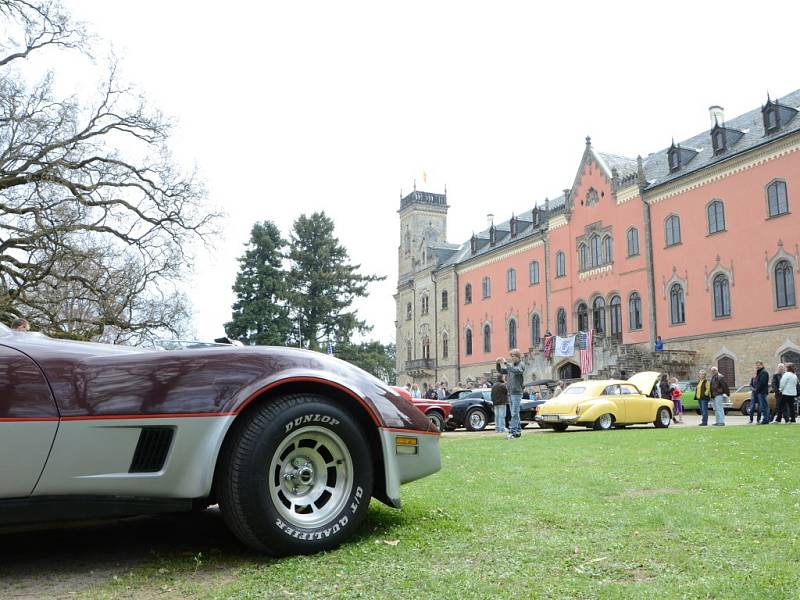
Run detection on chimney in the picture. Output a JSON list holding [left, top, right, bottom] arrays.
[[486, 214, 494, 228], [709, 105, 724, 127]]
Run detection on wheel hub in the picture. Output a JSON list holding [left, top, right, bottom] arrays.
[[283, 457, 316, 493]]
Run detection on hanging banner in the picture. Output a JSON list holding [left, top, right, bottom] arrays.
[[554, 335, 576, 357]]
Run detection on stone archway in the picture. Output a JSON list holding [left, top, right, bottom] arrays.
[[558, 362, 581, 380]]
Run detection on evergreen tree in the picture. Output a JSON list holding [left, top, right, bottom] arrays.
[[287, 212, 384, 350], [335, 341, 396, 384], [225, 222, 291, 345]]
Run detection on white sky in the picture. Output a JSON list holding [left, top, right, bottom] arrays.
[[64, 0, 800, 344]]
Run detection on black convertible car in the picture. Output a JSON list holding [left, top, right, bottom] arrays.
[[445, 389, 545, 431]]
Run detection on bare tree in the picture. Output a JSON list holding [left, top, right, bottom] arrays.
[[0, 1, 219, 340]]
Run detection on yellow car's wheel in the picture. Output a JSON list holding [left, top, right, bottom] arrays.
[[654, 406, 672, 428], [593, 413, 614, 431], [552, 423, 568, 432]]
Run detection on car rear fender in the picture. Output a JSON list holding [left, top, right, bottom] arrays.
[[578, 400, 619, 423]]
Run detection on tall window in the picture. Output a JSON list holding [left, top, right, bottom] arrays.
[[577, 303, 589, 332], [670, 283, 685, 324], [610, 295, 622, 338], [508, 319, 517, 349], [767, 180, 789, 217], [464, 284, 472, 304], [592, 297, 605, 335], [421, 295, 429, 315], [531, 314, 541, 346], [465, 329, 473, 356], [590, 235, 601, 267], [483, 324, 491, 353], [482, 277, 491, 299], [602, 236, 613, 264], [665, 215, 681, 246], [557, 308, 567, 336], [713, 274, 731, 317], [506, 268, 516, 292], [404, 230, 411, 254], [406, 341, 412, 362], [627, 228, 639, 257], [442, 334, 448, 359], [441, 290, 448, 310], [579, 243, 588, 271], [775, 260, 796, 308], [555, 251, 566, 277], [707, 200, 726, 234], [718, 356, 735, 387], [529, 260, 540, 284], [422, 337, 430, 360], [406, 303, 412, 320], [629, 292, 642, 330]]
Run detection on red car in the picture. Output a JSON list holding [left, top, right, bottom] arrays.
[[0, 325, 441, 556], [392, 386, 452, 432]]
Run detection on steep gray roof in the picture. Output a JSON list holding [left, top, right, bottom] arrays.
[[596, 151, 638, 180]]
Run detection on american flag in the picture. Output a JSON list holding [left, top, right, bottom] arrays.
[[579, 329, 593, 374], [543, 335, 554, 358]]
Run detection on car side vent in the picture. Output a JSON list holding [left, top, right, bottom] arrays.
[[129, 428, 174, 473]]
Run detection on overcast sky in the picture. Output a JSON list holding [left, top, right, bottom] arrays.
[[65, 0, 799, 344]]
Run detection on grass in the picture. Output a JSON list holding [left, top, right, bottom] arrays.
[[85, 425, 800, 599]]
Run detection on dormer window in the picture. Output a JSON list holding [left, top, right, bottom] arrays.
[[712, 127, 726, 155], [668, 144, 681, 172], [510, 217, 517, 238], [489, 226, 496, 246], [766, 107, 779, 132], [762, 97, 799, 135], [532, 208, 540, 226], [470, 234, 477, 255]]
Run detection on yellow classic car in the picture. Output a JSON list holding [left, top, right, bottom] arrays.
[[534, 372, 673, 431]]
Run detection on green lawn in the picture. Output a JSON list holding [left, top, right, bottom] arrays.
[[89, 426, 800, 599]]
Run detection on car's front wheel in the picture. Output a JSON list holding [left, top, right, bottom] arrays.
[[741, 400, 752, 417], [465, 407, 488, 431], [426, 410, 445, 432], [217, 393, 373, 556], [552, 423, 568, 432], [654, 406, 672, 428]]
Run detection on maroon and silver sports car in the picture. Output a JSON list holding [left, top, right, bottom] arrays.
[[0, 323, 440, 556]]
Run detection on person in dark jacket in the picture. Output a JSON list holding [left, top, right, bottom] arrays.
[[497, 349, 525, 439], [748, 372, 760, 424], [490, 375, 508, 433], [658, 374, 671, 402], [754, 361, 770, 424], [709, 367, 729, 426], [772, 364, 785, 422]]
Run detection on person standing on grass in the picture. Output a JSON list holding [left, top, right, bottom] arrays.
[[754, 361, 770, 424], [771, 364, 785, 423], [497, 349, 525, 440], [669, 377, 684, 423], [696, 370, 711, 426], [777, 363, 798, 423], [491, 375, 508, 433], [748, 371, 760, 424], [709, 367, 729, 426]]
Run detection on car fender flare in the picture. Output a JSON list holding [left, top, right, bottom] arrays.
[[578, 400, 619, 423]]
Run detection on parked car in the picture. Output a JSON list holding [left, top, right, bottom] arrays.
[[726, 384, 777, 415], [392, 386, 452, 431], [445, 389, 544, 431], [0, 324, 440, 556], [446, 388, 473, 401], [534, 372, 673, 431], [677, 380, 698, 410]]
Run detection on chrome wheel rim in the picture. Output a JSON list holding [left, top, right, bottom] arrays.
[[428, 413, 443, 431], [598, 414, 612, 429], [269, 426, 353, 529], [469, 410, 485, 429], [659, 408, 671, 425]]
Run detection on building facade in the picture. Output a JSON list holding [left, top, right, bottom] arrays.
[[396, 91, 800, 389]]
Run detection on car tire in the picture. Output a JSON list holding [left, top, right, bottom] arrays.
[[613, 424, 627, 429], [740, 400, 752, 417], [217, 393, 373, 556], [594, 413, 614, 431], [465, 407, 488, 431], [426, 410, 445, 432], [552, 423, 568, 432], [654, 406, 672, 428]]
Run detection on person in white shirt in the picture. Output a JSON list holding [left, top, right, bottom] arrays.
[[778, 363, 798, 423]]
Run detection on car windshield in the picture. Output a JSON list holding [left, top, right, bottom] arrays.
[[464, 391, 485, 399], [563, 386, 586, 395]]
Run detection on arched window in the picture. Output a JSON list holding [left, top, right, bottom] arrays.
[[406, 341, 412, 362], [557, 308, 567, 336], [767, 180, 789, 217], [590, 235, 601, 267], [529, 260, 540, 284], [421, 295, 428, 315], [602, 236, 613, 264], [531, 314, 541, 346], [508, 319, 517, 349], [506, 268, 516, 292], [609, 295, 622, 338], [665, 215, 681, 246], [627, 228, 639, 257], [592, 297, 606, 335], [707, 200, 726, 234], [464, 284, 472, 304], [713, 274, 731, 318], [441, 290, 448, 310], [629, 292, 642, 330], [579, 243, 588, 271], [465, 329, 473, 356], [483, 324, 492, 353], [442, 333, 448, 359], [422, 336, 430, 360], [775, 260, 796, 308], [577, 302, 589, 332], [781, 350, 800, 365], [406, 303, 412, 320], [555, 251, 566, 277], [482, 277, 491, 299], [718, 356, 735, 387], [404, 229, 411, 255], [670, 283, 685, 324]]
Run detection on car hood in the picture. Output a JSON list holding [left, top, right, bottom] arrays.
[[627, 371, 661, 394]]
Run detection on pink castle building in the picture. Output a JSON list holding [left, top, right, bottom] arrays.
[[396, 91, 800, 389]]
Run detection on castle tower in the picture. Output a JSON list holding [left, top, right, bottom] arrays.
[[398, 189, 449, 278]]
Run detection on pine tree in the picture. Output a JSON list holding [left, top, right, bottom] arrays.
[[287, 212, 384, 350], [225, 222, 291, 345], [335, 341, 396, 384]]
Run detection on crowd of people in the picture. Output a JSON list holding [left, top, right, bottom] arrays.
[[745, 361, 798, 424]]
